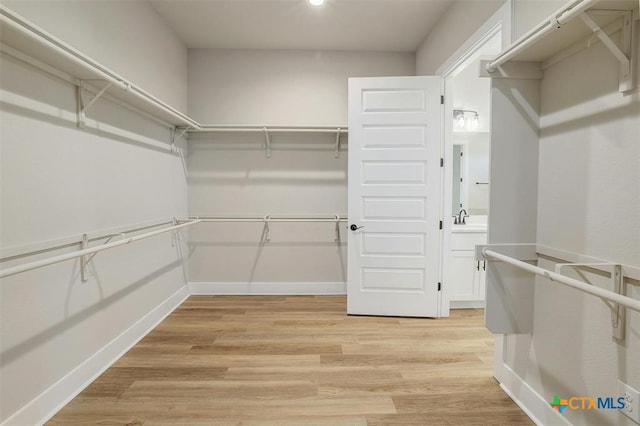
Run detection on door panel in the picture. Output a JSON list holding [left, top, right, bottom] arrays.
[[347, 76, 443, 317]]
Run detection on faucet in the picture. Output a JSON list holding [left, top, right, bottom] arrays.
[[456, 209, 468, 225]]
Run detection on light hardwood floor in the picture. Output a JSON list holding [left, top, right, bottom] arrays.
[[49, 296, 532, 425]]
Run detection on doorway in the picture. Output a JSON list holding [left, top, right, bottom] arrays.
[[442, 26, 503, 312]]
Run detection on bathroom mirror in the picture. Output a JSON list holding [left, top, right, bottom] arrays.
[[450, 51, 493, 219], [451, 133, 489, 216]]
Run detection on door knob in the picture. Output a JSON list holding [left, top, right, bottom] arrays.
[[350, 224, 364, 231]]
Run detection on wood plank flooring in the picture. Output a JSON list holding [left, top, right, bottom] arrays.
[[49, 296, 532, 425]]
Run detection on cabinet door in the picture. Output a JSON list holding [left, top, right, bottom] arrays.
[[447, 251, 477, 301]]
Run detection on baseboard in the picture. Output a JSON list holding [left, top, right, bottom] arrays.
[[450, 300, 485, 309], [496, 362, 570, 426], [189, 281, 347, 295], [2, 285, 190, 426]]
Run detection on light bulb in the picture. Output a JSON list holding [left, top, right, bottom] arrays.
[[456, 113, 466, 130], [471, 113, 479, 130], [308, 0, 326, 6]]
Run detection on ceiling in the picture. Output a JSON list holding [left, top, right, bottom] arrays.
[[150, 0, 454, 52]]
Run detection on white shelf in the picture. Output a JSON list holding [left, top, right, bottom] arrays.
[[188, 125, 348, 158], [484, 0, 637, 91], [507, 1, 634, 62], [190, 125, 348, 134], [0, 5, 201, 129]]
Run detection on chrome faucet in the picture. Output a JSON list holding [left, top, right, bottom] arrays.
[[456, 209, 468, 225]]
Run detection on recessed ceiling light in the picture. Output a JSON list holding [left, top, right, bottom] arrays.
[[308, 0, 326, 6]]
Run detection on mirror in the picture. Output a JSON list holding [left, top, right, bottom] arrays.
[[450, 46, 497, 220], [451, 133, 489, 216]]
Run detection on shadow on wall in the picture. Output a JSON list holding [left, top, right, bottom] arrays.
[[0, 258, 184, 369], [187, 221, 348, 283], [0, 98, 175, 156], [1, 54, 177, 153]]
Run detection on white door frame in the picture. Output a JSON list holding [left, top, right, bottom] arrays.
[[434, 0, 512, 371]]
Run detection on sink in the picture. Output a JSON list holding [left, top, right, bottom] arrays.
[[452, 224, 487, 233], [451, 215, 487, 233]]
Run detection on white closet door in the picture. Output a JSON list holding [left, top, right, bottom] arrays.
[[347, 76, 443, 317]]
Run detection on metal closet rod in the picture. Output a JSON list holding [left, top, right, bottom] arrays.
[[185, 215, 348, 223], [0, 6, 201, 130], [0, 220, 201, 279], [483, 249, 640, 313], [486, 0, 599, 72], [0, 218, 176, 262], [190, 125, 349, 134]]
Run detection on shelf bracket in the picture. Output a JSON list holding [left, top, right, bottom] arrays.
[[80, 234, 89, 282], [262, 215, 271, 242], [334, 214, 341, 242], [334, 128, 342, 158], [171, 217, 178, 247], [556, 262, 625, 340], [79, 233, 126, 282], [579, 11, 634, 93], [263, 127, 272, 158], [171, 127, 189, 153], [76, 81, 113, 128]]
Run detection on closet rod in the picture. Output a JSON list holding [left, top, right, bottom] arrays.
[[0, 218, 176, 261], [191, 126, 348, 134], [0, 220, 201, 279], [188, 216, 348, 223], [486, 0, 598, 72], [483, 249, 640, 313], [0, 6, 201, 130]]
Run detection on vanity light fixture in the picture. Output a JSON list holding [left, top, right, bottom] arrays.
[[470, 112, 479, 130], [308, 0, 326, 6], [453, 109, 480, 131]]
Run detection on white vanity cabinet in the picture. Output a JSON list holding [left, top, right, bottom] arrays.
[[447, 229, 487, 308]]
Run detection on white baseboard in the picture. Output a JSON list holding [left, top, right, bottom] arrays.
[[496, 362, 570, 426], [3, 286, 190, 426], [450, 300, 485, 309], [189, 281, 347, 295]]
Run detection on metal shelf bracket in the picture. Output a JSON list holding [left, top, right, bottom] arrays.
[[335, 128, 342, 158], [262, 215, 271, 242], [263, 127, 272, 158], [334, 214, 341, 242], [579, 11, 635, 93], [80, 234, 89, 282], [76, 80, 113, 128], [556, 262, 625, 340], [79, 232, 126, 282], [171, 217, 178, 247], [171, 127, 189, 153]]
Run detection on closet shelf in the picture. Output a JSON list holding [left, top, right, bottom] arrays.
[[483, 0, 637, 92], [0, 5, 201, 130], [189, 125, 348, 134], [188, 125, 349, 158]]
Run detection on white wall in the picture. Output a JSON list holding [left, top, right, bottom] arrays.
[[187, 49, 415, 285], [188, 49, 415, 125], [0, 2, 189, 423], [512, 0, 566, 40], [502, 26, 640, 425], [2, 0, 188, 112], [416, 0, 504, 75]]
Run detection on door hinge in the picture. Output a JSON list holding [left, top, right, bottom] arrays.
[[438, 282, 442, 291], [440, 158, 444, 167], [440, 95, 444, 104], [439, 220, 443, 230]]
